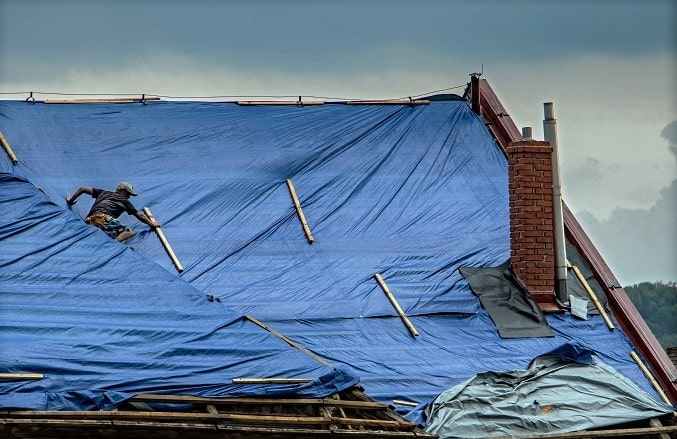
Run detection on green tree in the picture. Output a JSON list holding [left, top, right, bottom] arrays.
[[625, 281, 677, 349]]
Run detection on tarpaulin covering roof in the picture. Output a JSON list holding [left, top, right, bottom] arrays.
[[0, 98, 670, 423], [426, 344, 673, 437]]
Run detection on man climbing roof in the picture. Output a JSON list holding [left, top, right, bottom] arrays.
[[67, 182, 159, 242]]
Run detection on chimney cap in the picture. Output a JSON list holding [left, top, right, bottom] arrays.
[[521, 127, 533, 141], [544, 102, 556, 120]]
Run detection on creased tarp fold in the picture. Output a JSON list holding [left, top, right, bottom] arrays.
[[0, 173, 357, 410], [425, 343, 674, 438]]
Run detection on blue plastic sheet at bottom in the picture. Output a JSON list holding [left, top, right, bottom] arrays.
[[0, 174, 357, 410]]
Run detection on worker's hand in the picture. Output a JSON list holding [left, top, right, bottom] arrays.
[[151, 221, 161, 229], [66, 196, 76, 205]]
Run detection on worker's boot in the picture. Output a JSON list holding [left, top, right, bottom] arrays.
[[116, 230, 134, 242]]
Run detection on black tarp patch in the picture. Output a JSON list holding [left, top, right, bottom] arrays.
[[460, 261, 554, 338]]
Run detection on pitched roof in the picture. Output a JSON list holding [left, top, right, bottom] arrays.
[[0, 82, 674, 437]]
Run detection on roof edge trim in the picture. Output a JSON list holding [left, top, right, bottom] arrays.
[[478, 78, 677, 404]]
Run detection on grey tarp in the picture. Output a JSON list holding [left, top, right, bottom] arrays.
[[425, 345, 674, 438]]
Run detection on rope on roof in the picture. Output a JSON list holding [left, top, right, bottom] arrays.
[[0, 82, 468, 103]]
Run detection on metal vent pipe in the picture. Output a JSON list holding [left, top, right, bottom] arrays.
[[543, 102, 568, 303], [521, 126, 533, 141]]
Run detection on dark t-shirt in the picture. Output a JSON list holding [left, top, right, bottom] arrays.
[[87, 188, 138, 218]]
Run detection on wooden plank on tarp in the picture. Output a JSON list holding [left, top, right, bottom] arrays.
[[374, 274, 419, 337]]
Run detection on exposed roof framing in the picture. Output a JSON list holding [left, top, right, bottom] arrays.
[[1, 387, 433, 439]]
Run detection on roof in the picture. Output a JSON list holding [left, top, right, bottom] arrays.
[[0, 82, 674, 437]]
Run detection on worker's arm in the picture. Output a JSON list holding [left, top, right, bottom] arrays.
[[66, 187, 94, 205], [134, 211, 160, 229]]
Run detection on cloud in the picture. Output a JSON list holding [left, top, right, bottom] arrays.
[[565, 157, 603, 186], [661, 120, 677, 165], [576, 121, 677, 285], [577, 180, 677, 285]]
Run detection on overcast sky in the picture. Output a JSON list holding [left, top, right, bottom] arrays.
[[1, 0, 675, 285]]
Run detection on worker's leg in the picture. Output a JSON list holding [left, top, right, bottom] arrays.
[[115, 229, 135, 242], [101, 216, 133, 242]]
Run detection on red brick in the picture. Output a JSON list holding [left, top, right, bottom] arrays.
[[508, 139, 556, 298]]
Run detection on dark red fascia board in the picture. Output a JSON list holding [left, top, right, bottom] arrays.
[[477, 78, 677, 404], [563, 207, 677, 403]]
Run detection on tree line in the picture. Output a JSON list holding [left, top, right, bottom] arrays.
[[624, 281, 677, 349]]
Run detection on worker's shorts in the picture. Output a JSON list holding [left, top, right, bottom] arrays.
[[85, 213, 131, 239]]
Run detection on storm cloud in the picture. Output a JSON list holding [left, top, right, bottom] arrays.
[[577, 121, 677, 285]]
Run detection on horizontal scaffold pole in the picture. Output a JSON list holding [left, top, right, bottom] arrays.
[[43, 96, 160, 104], [0, 373, 43, 381]]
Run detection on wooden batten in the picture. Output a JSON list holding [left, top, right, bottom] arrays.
[[490, 425, 677, 439], [373, 273, 419, 337], [0, 373, 43, 381], [5, 410, 410, 429], [568, 261, 614, 330], [0, 131, 19, 164], [392, 399, 418, 408], [630, 351, 673, 409], [245, 315, 332, 367], [2, 386, 435, 438], [286, 179, 315, 244], [143, 207, 184, 273], [43, 96, 160, 104], [132, 393, 389, 410]]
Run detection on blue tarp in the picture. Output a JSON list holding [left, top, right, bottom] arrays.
[[0, 173, 357, 410], [0, 99, 666, 417]]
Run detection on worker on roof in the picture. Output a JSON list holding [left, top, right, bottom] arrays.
[[66, 182, 159, 242]]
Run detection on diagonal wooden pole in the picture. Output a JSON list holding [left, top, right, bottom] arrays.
[[286, 179, 315, 244], [245, 315, 332, 367], [0, 130, 18, 164], [374, 273, 419, 338], [143, 207, 184, 273], [630, 351, 674, 411], [567, 261, 613, 330]]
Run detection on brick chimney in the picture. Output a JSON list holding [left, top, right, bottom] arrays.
[[507, 132, 559, 311]]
